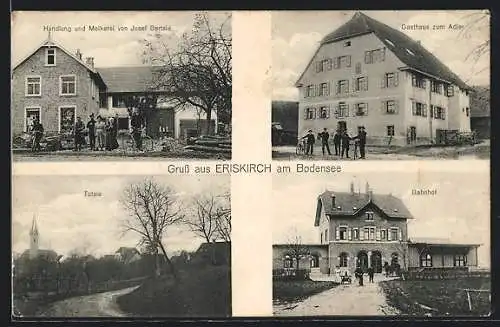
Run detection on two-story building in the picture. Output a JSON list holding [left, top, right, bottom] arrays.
[[11, 35, 216, 139], [295, 12, 472, 146], [272, 183, 481, 276]]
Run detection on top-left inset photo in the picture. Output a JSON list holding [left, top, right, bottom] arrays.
[[11, 11, 232, 161]]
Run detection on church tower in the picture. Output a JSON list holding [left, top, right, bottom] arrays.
[[29, 215, 39, 259]]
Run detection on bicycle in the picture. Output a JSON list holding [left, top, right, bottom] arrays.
[[120, 129, 154, 154], [296, 138, 306, 155]]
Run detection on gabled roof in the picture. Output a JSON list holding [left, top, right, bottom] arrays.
[[96, 66, 160, 93], [296, 11, 470, 90], [12, 37, 107, 88], [314, 190, 413, 226]]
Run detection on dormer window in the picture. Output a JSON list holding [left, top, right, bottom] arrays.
[[353, 206, 357, 210], [45, 48, 56, 66], [385, 39, 395, 47], [394, 209, 398, 212], [337, 206, 342, 210], [366, 212, 374, 221], [405, 48, 415, 56]]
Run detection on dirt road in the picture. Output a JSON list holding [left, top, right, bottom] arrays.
[[38, 286, 140, 317]]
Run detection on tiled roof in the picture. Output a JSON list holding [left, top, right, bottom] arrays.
[[96, 66, 160, 93], [315, 190, 412, 226], [300, 11, 470, 90]]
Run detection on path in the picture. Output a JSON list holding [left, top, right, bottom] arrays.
[[273, 275, 399, 316], [38, 286, 140, 317]]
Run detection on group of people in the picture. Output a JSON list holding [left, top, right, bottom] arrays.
[[28, 108, 145, 152], [354, 266, 375, 286], [301, 127, 367, 159]]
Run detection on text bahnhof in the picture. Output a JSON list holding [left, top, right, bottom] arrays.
[[166, 163, 342, 174]]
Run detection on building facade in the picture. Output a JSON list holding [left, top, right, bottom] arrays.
[[272, 183, 480, 276], [12, 36, 216, 139], [295, 12, 471, 146]]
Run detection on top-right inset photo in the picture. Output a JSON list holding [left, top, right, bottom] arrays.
[[271, 10, 490, 160]]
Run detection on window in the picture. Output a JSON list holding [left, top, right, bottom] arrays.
[[387, 125, 395, 137], [420, 252, 433, 267], [336, 80, 349, 94], [383, 72, 399, 88], [336, 102, 349, 118], [316, 59, 331, 73], [305, 108, 315, 120], [381, 229, 387, 240], [45, 48, 56, 66], [363, 227, 375, 240], [355, 76, 368, 91], [433, 106, 446, 120], [112, 95, 128, 108], [454, 254, 467, 267], [339, 226, 347, 240], [390, 228, 398, 241], [412, 101, 427, 117], [431, 81, 442, 94], [384, 100, 397, 114], [325, 229, 328, 242], [339, 55, 351, 68], [25, 107, 41, 132], [465, 107, 470, 117], [353, 228, 359, 240], [412, 74, 426, 89], [25, 76, 41, 96], [319, 106, 330, 119], [344, 41, 351, 47], [60, 75, 76, 95], [446, 85, 454, 97], [365, 212, 374, 221], [364, 48, 386, 64], [355, 103, 368, 116], [319, 82, 329, 96], [355, 62, 362, 74], [59, 106, 76, 133], [306, 85, 315, 97], [339, 252, 348, 267], [320, 232, 323, 244]]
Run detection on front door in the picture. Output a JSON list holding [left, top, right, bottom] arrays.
[[371, 251, 382, 273], [59, 106, 76, 133], [337, 121, 347, 133], [357, 251, 368, 272]]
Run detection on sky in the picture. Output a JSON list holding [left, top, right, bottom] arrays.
[[272, 170, 490, 268], [12, 175, 230, 258], [11, 11, 231, 68], [272, 10, 490, 101]]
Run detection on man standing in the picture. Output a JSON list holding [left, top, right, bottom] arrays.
[[130, 108, 143, 151], [318, 128, 332, 156], [341, 131, 351, 159], [86, 114, 96, 151], [74, 116, 85, 151], [367, 266, 375, 283], [31, 118, 44, 152], [333, 130, 341, 156], [354, 266, 364, 286], [358, 126, 367, 159], [301, 130, 316, 156]]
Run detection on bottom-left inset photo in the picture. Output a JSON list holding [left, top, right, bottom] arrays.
[[12, 174, 231, 318]]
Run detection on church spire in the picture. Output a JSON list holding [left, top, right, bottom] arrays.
[[29, 214, 39, 259]]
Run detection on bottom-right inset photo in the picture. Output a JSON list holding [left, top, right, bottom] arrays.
[[272, 169, 490, 317]]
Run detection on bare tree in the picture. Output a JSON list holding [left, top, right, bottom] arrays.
[[141, 12, 232, 134], [215, 192, 231, 242], [120, 178, 184, 280], [285, 234, 310, 271], [458, 10, 490, 81]]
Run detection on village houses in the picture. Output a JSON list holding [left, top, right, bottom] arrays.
[[273, 182, 481, 277], [11, 34, 217, 140], [295, 12, 472, 146]]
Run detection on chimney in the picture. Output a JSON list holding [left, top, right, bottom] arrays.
[[416, 40, 421, 45], [350, 181, 355, 194], [331, 194, 336, 208], [76, 49, 82, 60], [85, 57, 94, 68]]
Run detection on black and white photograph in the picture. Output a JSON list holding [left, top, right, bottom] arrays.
[[11, 11, 232, 161], [12, 174, 231, 318], [271, 10, 490, 160], [272, 169, 490, 316]]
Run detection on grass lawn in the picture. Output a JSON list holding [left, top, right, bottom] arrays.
[[273, 279, 338, 304], [117, 265, 231, 317], [379, 277, 491, 316]]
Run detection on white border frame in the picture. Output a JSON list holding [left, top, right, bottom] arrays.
[[59, 74, 77, 96], [25, 75, 42, 97], [58, 105, 77, 133], [24, 106, 42, 132]]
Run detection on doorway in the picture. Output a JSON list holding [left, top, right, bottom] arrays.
[[357, 251, 368, 272], [337, 121, 347, 133], [371, 251, 382, 273]]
